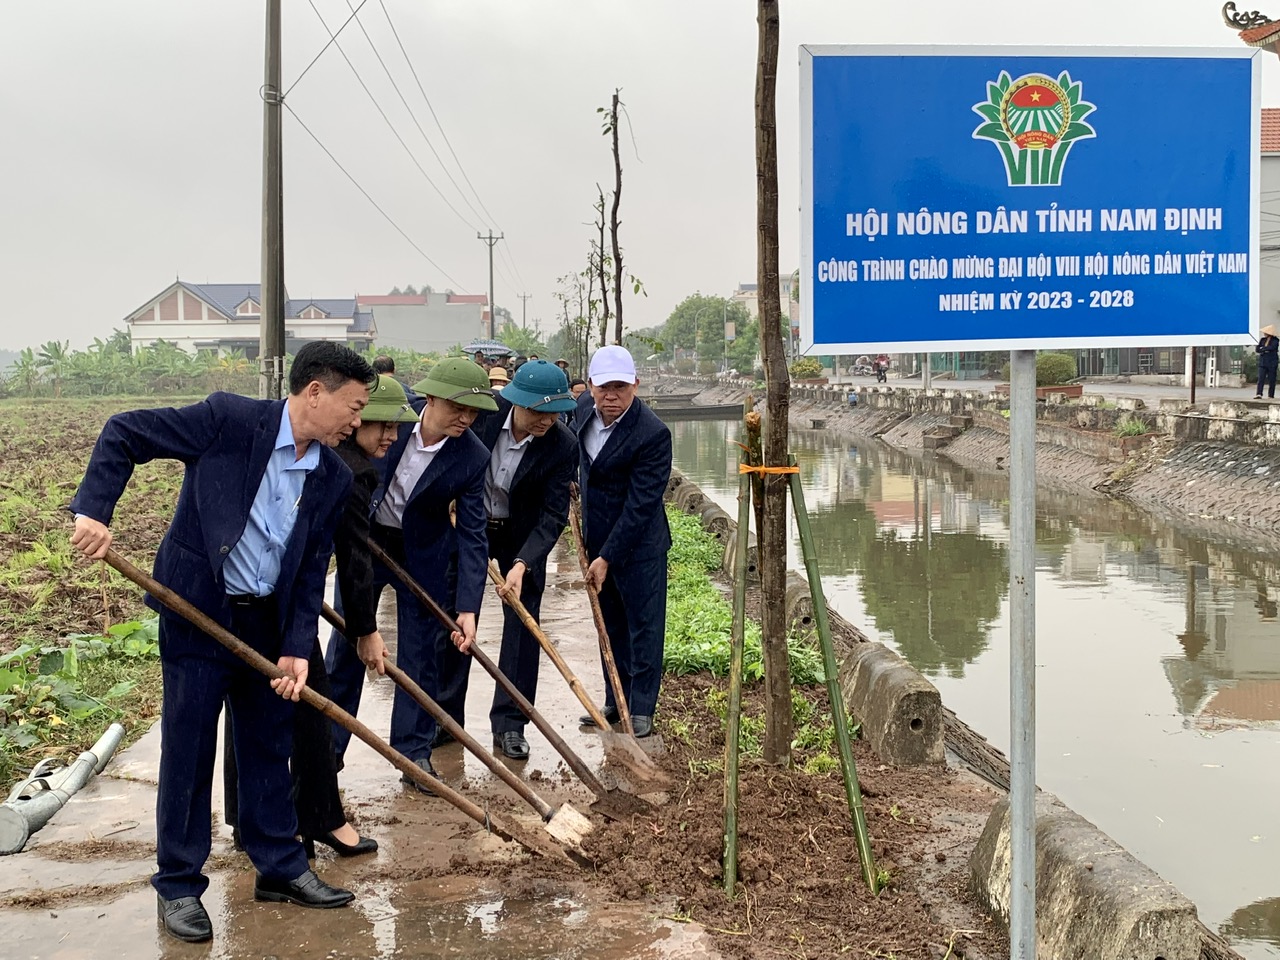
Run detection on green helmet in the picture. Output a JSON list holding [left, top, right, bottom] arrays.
[[361, 375, 418, 423], [411, 358, 499, 412]]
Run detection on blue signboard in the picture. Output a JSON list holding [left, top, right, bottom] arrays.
[[799, 46, 1260, 353]]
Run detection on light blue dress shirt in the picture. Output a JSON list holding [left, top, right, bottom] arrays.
[[223, 401, 321, 597]]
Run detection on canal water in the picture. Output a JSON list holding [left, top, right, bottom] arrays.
[[671, 418, 1280, 960]]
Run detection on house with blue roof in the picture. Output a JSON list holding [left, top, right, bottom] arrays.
[[125, 280, 376, 357]]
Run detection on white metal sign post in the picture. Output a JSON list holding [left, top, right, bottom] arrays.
[[799, 45, 1258, 958]]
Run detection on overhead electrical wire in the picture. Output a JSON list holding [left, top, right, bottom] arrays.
[[306, 0, 483, 234], [376, 0, 532, 295], [283, 0, 372, 100], [285, 102, 463, 289], [339, 0, 492, 231]]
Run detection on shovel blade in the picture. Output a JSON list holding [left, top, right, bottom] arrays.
[[600, 731, 673, 793], [545, 803, 594, 848]]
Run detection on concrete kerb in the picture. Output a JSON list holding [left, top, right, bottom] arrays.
[[970, 794, 1201, 960], [664, 469, 945, 769]]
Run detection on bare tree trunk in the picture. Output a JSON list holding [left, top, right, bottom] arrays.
[[755, 0, 792, 765], [596, 186, 610, 347], [610, 90, 624, 345]]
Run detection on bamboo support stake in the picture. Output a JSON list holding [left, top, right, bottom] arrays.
[[722, 454, 753, 897], [785, 458, 879, 893]]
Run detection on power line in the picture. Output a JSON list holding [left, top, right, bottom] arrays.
[[376, 0, 503, 229], [338, 0, 491, 230], [283, 0, 371, 99], [285, 102, 463, 288], [305, 0, 482, 233], [376, 0, 530, 290]]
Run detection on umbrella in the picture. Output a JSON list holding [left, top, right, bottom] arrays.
[[462, 338, 514, 357]]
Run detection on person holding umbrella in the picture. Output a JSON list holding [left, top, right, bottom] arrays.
[[1256, 324, 1278, 400]]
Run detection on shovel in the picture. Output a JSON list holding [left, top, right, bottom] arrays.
[[566, 498, 633, 735], [486, 559, 670, 793], [319, 602, 592, 848], [366, 539, 657, 817], [101, 547, 573, 864]]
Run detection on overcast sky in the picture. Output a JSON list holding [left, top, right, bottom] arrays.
[[1, 0, 1273, 350]]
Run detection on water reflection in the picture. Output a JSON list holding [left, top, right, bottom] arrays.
[[1225, 899, 1280, 947], [673, 419, 1280, 719], [671, 418, 1280, 959]]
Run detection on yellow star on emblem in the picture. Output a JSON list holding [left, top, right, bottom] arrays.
[[1030, 90, 1042, 102]]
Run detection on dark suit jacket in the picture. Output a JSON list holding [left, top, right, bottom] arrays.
[[69, 393, 352, 661], [572, 393, 672, 567], [370, 403, 489, 614], [471, 397, 576, 574], [332, 436, 380, 638]]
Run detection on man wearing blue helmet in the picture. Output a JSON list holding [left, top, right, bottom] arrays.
[[456, 360, 578, 759]]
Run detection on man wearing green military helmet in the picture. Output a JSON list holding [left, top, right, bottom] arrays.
[[325, 359, 497, 785], [435, 360, 578, 759]]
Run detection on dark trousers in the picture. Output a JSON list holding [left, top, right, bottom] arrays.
[[154, 602, 307, 901], [595, 553, 668, 717], [324, 525, 444, 764], [223, 638, 345, 839], [488, 530, 547, 734], [1258, 362, 1277, 398]]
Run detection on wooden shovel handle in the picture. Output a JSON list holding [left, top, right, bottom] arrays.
[[320, 603, 553, 820], [100, 548, 562, 861], [365, 538, 610, 800], [486, 560, 611, 729], [568, 499, 634, 735]]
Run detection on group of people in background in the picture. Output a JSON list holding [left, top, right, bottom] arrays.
[[68, 341, 671, 945]]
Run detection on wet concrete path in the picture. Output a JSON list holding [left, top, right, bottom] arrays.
[[0, 544, 719, 959]]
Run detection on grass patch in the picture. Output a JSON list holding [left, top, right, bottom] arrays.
[[0, 619, 161, 787], [1114, 414, 1147, 437], [664, 506, 824, 685]]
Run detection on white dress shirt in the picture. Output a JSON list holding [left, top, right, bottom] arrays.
[[484, 411, 534, 519], [374, 423, 447, 528], [581, 401, 633, 461]]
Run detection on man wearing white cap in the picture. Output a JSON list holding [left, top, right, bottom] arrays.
[[571, 345, 672, 738]]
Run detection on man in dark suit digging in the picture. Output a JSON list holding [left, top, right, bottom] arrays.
[[468, 360, 578, 758], [69, 341, 374, 942], [572, 345, 672, 738]]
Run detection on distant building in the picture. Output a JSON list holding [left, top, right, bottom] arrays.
[[126, 281, 374, 357], [355, 292, 489, 354]]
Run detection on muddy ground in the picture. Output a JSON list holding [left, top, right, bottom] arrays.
[[0, 534, 1006, 960]]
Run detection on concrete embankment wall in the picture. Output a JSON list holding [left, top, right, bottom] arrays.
[[665, 466, 1245, 960], [667, 376, 1280, 545]]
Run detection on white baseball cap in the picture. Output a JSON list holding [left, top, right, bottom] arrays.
[[588, 345, 637, 386]]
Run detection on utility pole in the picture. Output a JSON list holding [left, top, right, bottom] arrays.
[[259, 0, 285, 400], [518, 293, 533, 330], [478, 231, 503, 339]]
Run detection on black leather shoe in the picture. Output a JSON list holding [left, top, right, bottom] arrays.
[[231, 827, 243, 851], [578, 706, 620, 727], [254, 869, 353, 909], [400, 757, 439, 793], [493, 730, 530, 760], [305, 830, 378, 858], [631, 715, 654, 738], [432, 725, 458, 748], [157, 895, 212, 943]]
